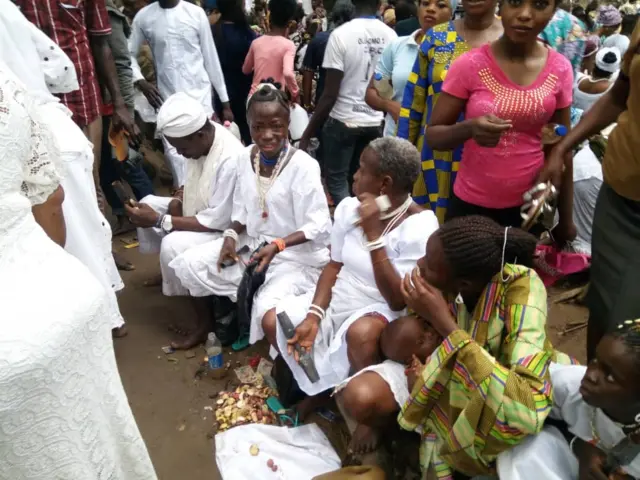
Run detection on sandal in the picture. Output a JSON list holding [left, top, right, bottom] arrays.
[[231, 333, 250, 352]]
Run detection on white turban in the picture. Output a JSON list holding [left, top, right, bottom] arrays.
[[156, 92, 208, 138]]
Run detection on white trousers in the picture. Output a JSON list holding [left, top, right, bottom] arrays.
[[136, 195, 221, 296]]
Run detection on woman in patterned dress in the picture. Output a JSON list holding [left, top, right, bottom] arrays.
[[396, 0, 502, 222]]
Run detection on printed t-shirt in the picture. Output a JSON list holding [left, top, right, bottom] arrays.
[[323, 18, 397, 127], [442, 44, 573, 208]]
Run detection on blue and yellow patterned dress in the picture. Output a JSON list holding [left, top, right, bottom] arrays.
[[397, 21, 468, 223]]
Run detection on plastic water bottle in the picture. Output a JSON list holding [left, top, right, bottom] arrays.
[[541, 123, 568, 146], [205, 332, 225, 378], [373, 72, 394, 100]]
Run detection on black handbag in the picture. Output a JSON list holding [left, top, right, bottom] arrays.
[[236, 242, 269, 340]]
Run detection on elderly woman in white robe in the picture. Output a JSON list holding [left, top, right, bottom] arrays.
[[263, 137, 439, 398], [170, 82, 332, 351], [0, 64, 157, 480], [0, 0, 127, 336], [126, 93, 243, 349]]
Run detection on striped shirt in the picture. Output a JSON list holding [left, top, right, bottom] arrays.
[[15, 0, 112, 127], [398, 264, 575, 478]]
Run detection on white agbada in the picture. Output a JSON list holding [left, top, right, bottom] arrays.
[[0, 5, 125, 329], [275, 197, 440, 396], [137, 116, 243, 296], [0, 70, 157, 480], [130, 0, 230, 186], [495, 363, 640, 480], [170, 146, 332, 333]]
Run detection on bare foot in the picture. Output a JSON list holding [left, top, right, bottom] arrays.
[[112, 325, 129, 338], [168, 324, 192, 336], [113, 252, 135, 271], [170, 326, 209, 350], [348, 423, 381, 456]]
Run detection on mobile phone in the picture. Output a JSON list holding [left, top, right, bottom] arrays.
[[220, 245, 250, 269], [112, 181, 134, 207]]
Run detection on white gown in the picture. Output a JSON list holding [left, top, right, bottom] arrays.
[[130, 0, 230, 187], [170, 147, 332, 335], [137, 123, 243, 296], [276, 197, 440, 396], [0, 71, 157, 480]]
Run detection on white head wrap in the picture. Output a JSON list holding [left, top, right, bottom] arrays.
[[157, 92, 208, 138], [595, 47, 621, 73]]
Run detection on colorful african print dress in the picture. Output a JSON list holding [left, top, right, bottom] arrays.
[[397, 21, 469, 222], [398, 265, 576, 479]]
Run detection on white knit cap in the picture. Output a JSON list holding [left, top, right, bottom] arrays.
[[156, 92, 208, 138], [595, 47, 621, 73]]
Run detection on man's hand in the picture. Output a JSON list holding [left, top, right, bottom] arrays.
[[124, 202, 159, 228], [111, 104, 142, 148], [168, 198, 183, 217], [287, 315, 320, 362], [136, 79, 163, 110], [251, 243, 279, 273], [221, 102, 234, 123]]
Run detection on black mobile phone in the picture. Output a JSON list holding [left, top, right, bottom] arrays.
[[112, 181, 134, 207], [220, 245, 250, 269]]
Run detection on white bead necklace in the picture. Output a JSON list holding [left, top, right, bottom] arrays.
[[362, 195, 413, 246], [253, 144, 289, 219]]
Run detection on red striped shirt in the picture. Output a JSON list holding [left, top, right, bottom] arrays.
[[15, 0, 112, 127]]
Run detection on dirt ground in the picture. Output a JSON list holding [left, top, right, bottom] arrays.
[[111, 238, 589, 480]]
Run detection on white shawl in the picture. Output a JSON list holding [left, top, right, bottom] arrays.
[[182, 122, 227, 217]]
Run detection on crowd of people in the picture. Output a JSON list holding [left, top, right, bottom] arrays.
[[2, 0, 640, 478]]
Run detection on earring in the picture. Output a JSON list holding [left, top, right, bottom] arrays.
[[634, 413, 640, 424]]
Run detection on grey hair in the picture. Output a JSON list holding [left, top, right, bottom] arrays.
[[367, 137, 421, 193]]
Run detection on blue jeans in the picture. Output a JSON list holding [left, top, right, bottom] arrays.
[[100, 116, 154, 215], [321, 117, 382, 206]]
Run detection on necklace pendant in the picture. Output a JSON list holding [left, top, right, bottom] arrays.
[[262, 210, 269, 219]]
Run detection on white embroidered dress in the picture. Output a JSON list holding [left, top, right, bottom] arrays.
[[0, 70, 157, 480], [170, 146, 332, 336], [275, 197, 439, 396]]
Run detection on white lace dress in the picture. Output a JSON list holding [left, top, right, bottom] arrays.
[[0, 69, 157, 480]]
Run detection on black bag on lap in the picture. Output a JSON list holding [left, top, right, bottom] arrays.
[[236, 242, 269, 340]]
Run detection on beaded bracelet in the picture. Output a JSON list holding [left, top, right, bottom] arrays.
[[223, 228, 238, 242], [307, 304, 326, 321], [271, 238, 286, 252], [364, 237, 385, 252]]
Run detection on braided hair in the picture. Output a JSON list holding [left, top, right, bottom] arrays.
[[246, 78, 290, 117], [611, 320, 640, 369], [438, 216, 538, 281]]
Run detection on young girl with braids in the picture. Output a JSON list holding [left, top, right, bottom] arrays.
[[498, 322, 640, 480], [169, 81, 331, 349], [337, 215, 573, 475]]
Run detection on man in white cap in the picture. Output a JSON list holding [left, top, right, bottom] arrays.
[[126, 92, 243, 349]]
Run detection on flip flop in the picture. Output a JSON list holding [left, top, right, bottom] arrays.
[[231, 333, 250, 352]]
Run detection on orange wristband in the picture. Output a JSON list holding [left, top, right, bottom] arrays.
[[272, 238, 286, 252]]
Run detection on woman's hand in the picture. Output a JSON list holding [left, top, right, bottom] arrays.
[[471, 114, 512, 147], [574, 438, 610, 480], [405, 354, 424, 391], [252, 243, 279, 273], [287, 315, 320, 362], [401, 267, 458, 338], [124, 202, 159, 228], [217, 237, 238, 272], [537, 145, 566, 190], [357, 192, 384, 241]]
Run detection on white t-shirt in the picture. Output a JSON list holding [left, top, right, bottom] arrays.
[[323, 18, 397, 127]]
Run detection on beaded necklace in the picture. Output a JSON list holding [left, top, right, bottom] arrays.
[[253, 144, 289, 219]]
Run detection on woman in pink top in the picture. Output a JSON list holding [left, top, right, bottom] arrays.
[[426, 0, 576, 243], [242, 0, 300, 100]]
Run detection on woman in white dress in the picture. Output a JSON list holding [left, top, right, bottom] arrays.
[[0, 68, 156, 480], [263, 137, 439, 398], [170, 82, 332, 349], [496, 322, 640, 480]]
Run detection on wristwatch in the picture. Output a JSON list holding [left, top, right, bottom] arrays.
[[161, 214, 173, 234]]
